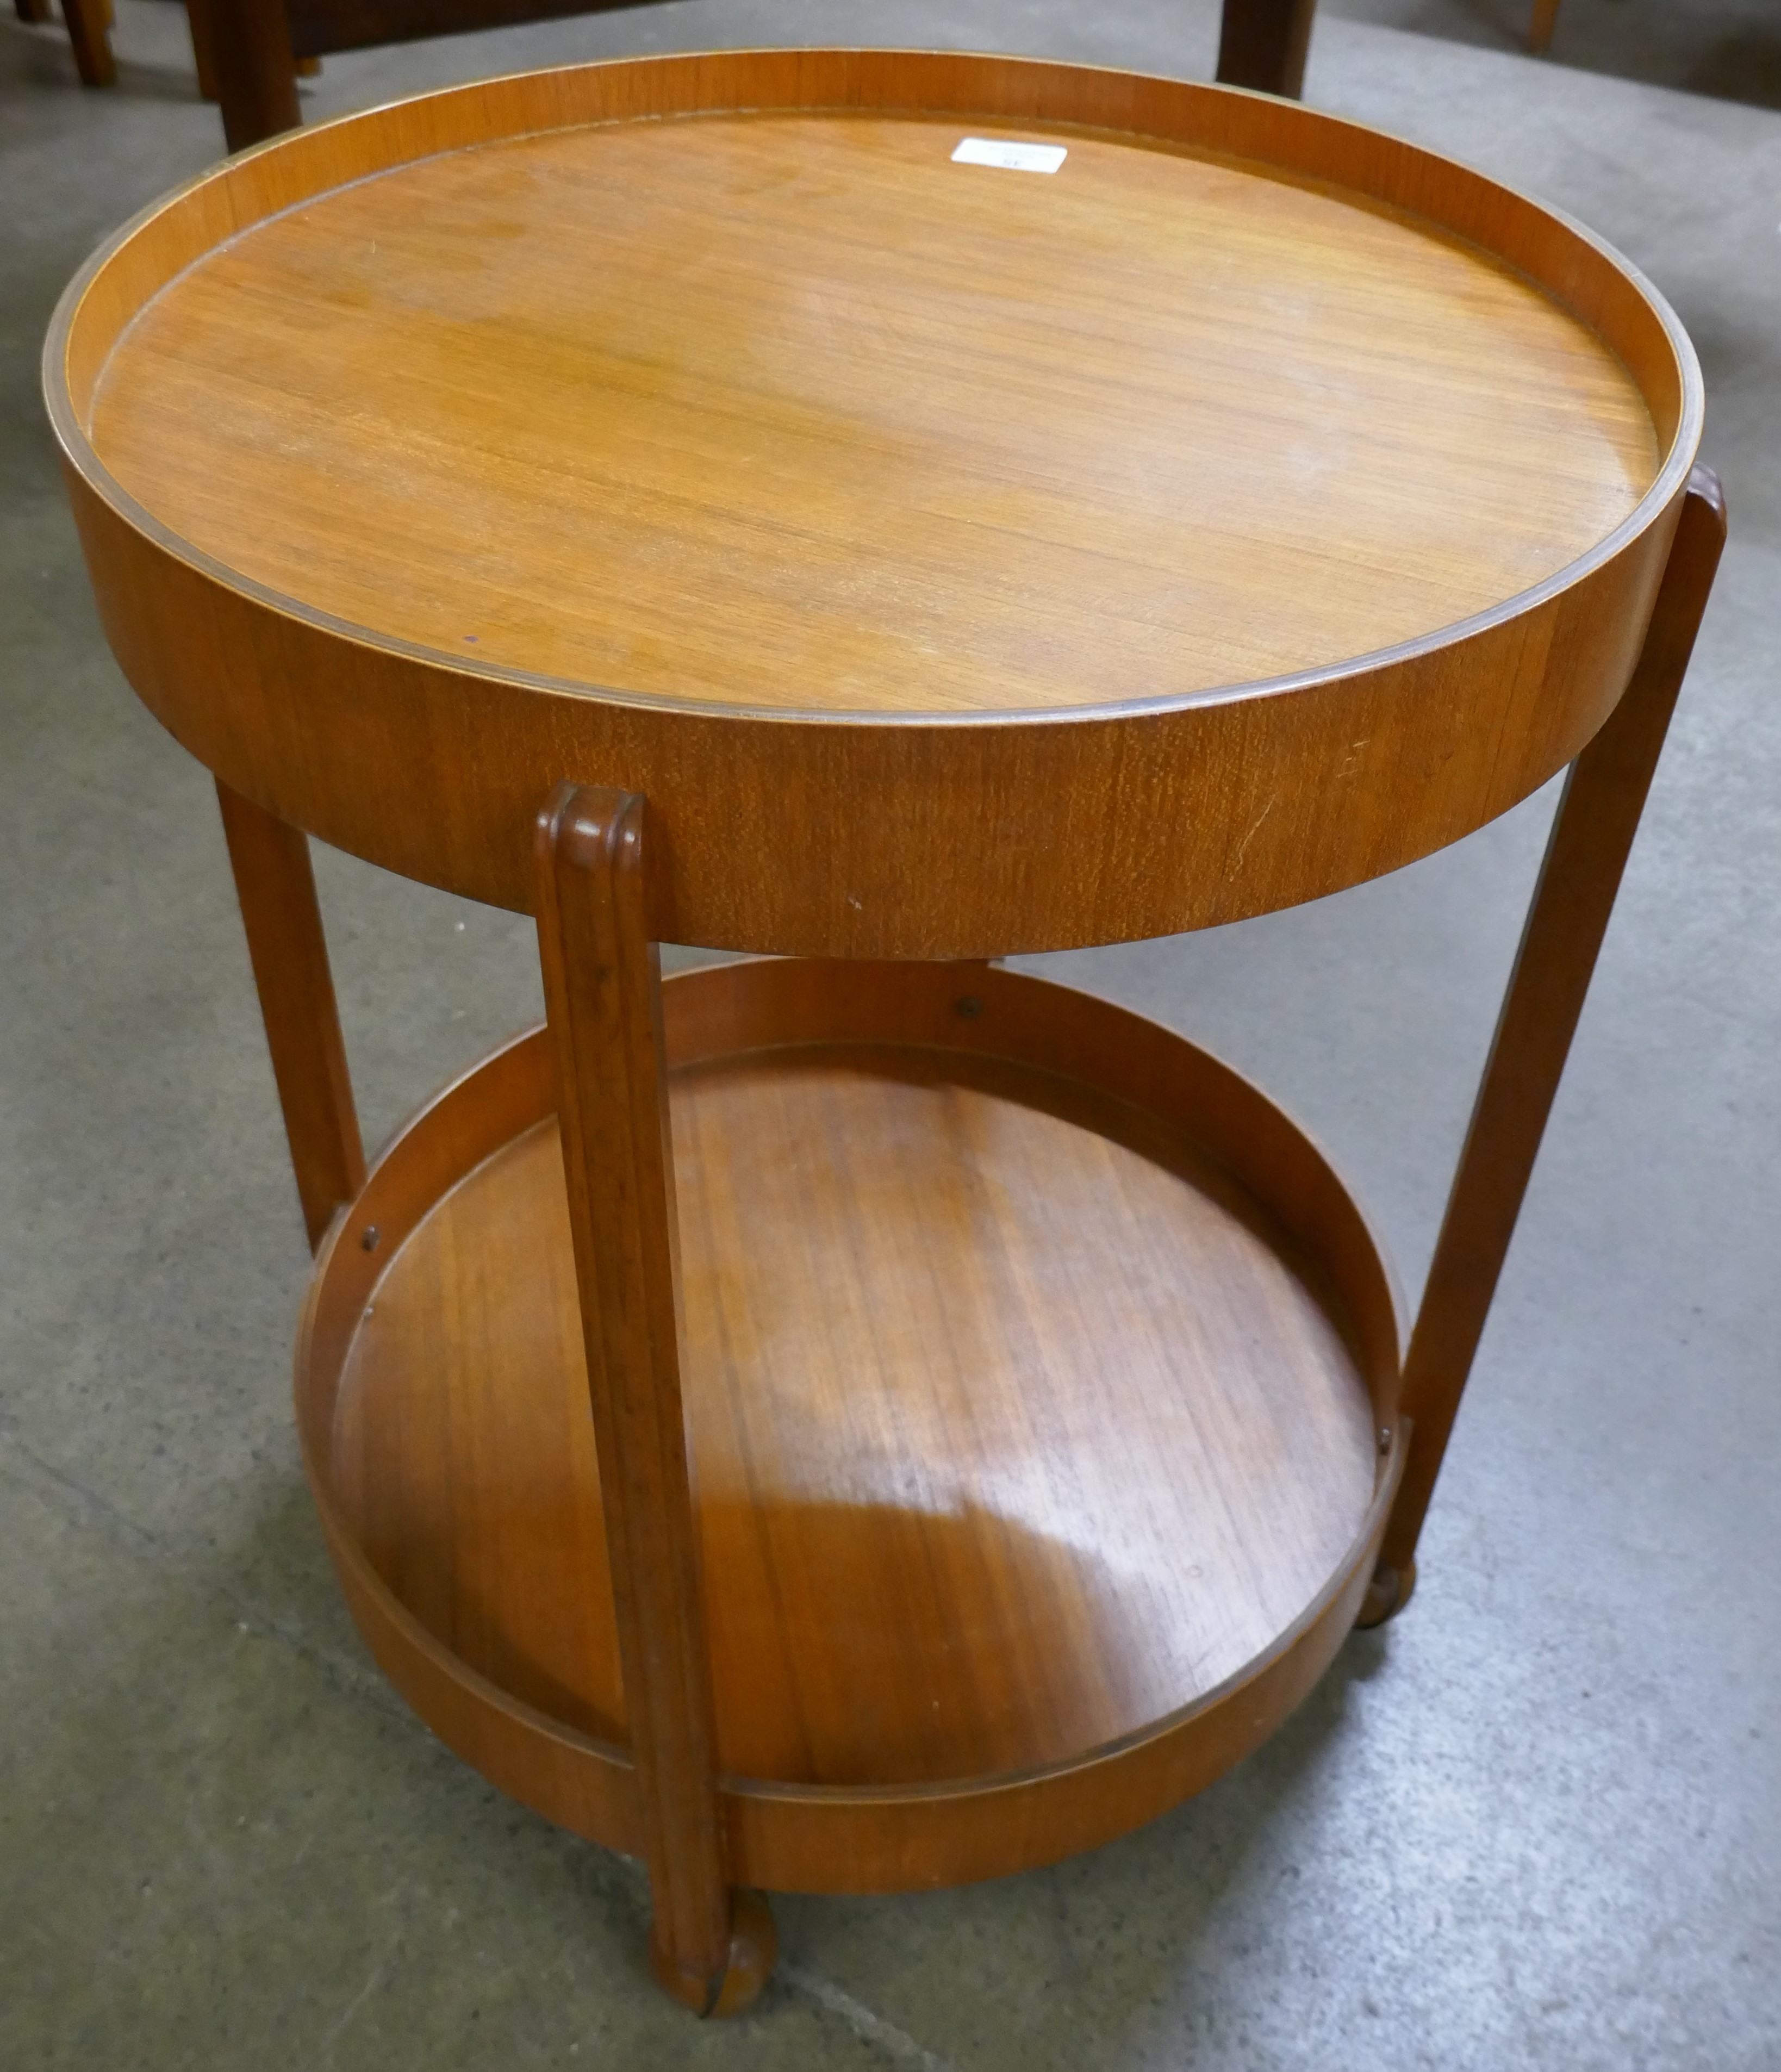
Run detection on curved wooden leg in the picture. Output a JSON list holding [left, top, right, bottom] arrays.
[[1529, 0, 1563, 54], [1216, 0, 1317, 99], [216, 781, 365, 1252], [1372, 468, 1726, 1598], [535, 785, 771, 2019]]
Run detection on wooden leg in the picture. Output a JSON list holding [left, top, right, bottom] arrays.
[[534, 784, 774, 2019], [184, 0, 219, 101], [1216, 0, 1318, 99], [16, 0, 54, 27], [61, 0, 116, 86], [206, 0, 301, 150], [1365, 467, 1726, 1615], [1529, 0, 1563, 54], [216, 781, 365, 1253]]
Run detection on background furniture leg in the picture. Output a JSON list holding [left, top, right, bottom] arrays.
[[60, 0, 115, 85], [15, 0, 53, 26], [534, 783, 774, 2019], [215, 780, 365, 1252], [1366, 468, 1726, 1619], [1530, 0, 1563, 54], [208, 0, 300, 149], [1216, 0, 1317, 98], [185, 0, 219, 101]]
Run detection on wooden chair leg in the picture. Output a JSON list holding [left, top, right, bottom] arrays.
[[60, 0, 116, 86], [1361, 468, 1726, 1621], [206, 0, 301, 150], [1216, 0, 1318, 99], [534, 784, 774, 2019], [15, 0, 54, 27], [215, 781, 365, 1252], [1530, 0, 1563, 54], [184, 0, 219, 101]]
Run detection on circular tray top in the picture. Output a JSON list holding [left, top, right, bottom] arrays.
[[49, 54, 1701, 953], [90, 111, 1648, 718]]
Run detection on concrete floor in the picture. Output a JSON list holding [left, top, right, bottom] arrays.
[[3, 0, 1779, 2065]]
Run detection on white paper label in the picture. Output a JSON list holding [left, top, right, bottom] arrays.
[[951, 136, 1068, 175]]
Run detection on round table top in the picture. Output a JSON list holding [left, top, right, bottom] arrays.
[[89, 104, 1657, 721], [48, 53, 1701, 954]]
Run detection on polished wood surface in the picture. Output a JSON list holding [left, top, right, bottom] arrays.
[[336, 1079, 1374, 1774], [47, 52, 1702, 957], [299, 957, 1402, 1892], [215, 779, 365, 1248], [47, 46, 1723, 2010], [91, 118, 1655, 721], [1379, 465, 1727, 1589], [533, 786, 742, 2016]]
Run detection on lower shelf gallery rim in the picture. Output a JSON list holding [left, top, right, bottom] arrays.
[[295, 959, 1405, 1894]]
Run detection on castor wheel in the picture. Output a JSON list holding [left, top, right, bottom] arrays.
[[649, 1889, 778, 2018], [1354, 1558, 1417, 1629]]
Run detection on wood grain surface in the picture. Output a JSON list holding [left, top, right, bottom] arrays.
[[328, 993, 1378, 1789], [47, 53, 1703, 956], [533, 787, 738, 2013], [1382, 465, 1727, 1581], [215, 777, 365, 1248], [90, 113, 1654, 718], [296, 956, 1403, 1890], [49, 53, 1720, 1949]]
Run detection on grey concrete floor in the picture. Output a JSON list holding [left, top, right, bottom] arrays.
[[3, 1, 1779, 2065]]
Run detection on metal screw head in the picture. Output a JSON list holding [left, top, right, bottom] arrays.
[[361, 1225, 380, 1253], [955, 996, 983, 1019], [1378, 1426, 1393, 1455]]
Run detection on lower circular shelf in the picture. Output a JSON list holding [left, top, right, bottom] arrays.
[[296, 959, 1405, 1894]]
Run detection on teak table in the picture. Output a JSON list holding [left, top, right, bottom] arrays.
[[48, 53, 1721, 2017]]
